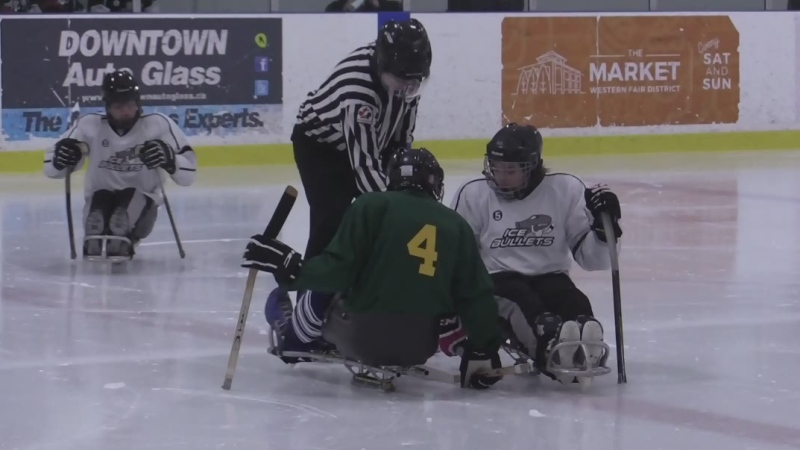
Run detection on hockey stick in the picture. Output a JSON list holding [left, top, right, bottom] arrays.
[[137, 144, 185, 259], [64, 143, 89, 260], [66, 168, 77, 260], [222, 185, 298, 390], [454, 347, 536, 383], [157, 174, 185, 259], [601, 212, 626, 384]]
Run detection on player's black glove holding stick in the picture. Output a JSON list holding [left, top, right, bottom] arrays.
[[139, 139, 177, 174], [584, 184, 622, 242], [52, 138, 84, 171], [242, 236, 303, 286]]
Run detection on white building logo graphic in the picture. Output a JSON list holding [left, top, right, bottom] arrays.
[[512, 51, 583, 95]]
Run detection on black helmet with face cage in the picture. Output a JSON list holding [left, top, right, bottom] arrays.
[[483, 123, 544, 200]]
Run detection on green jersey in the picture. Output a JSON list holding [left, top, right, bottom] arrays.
[[290, 190, 502, 352]]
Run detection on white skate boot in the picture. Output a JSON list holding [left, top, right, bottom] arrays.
[[548, 320, 581, 384], [576, 316, 606, 389], [83, 209, 105, 257], [107, 207, 131, 257]]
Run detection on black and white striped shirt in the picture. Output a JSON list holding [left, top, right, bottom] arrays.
[[295, 43, 419, 194]]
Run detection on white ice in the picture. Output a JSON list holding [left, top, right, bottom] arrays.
[[2, 152, 800, 450]]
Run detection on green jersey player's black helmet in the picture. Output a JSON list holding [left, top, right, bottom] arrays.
[[483, 123, 544, 200], [101, 70, 142, 132], [386, 147, 444, 201]]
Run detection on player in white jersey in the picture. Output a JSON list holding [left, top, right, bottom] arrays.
[[43, 70, 197, 258], [442, 123, 622, 384]]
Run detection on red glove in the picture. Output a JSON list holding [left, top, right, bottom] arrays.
[[438, 315, 467, 357]]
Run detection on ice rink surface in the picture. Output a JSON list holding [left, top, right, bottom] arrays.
[[2, 150, 800, 450]]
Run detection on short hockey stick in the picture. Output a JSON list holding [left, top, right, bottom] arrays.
[[157, 174, 185, 259], [222, 185, 298, 390], [66, 168, 76, 260], [601, 212, 626, 384]]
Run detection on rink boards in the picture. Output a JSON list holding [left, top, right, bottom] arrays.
[[2, 11, 800, 171]]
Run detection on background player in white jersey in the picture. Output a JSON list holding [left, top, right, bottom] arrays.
[[43, 71, 197, 258], [443, 123, 622, 384]]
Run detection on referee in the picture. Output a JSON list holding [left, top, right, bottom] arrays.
[[291, 18, 433, 259]]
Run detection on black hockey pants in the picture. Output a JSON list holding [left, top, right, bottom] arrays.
[[491, 271, 594, 355], [84, 188, 157, 241], [292, 127, 360, 260]]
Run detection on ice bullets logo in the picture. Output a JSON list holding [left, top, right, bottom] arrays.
[[490, 214, 555, 248]]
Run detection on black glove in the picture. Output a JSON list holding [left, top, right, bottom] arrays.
[[459, 344, 503, 389], [584, 184, 622, 242], [139, 139, 176, 174], [241, 235, 303, 286], [52, 138, 84, 171]]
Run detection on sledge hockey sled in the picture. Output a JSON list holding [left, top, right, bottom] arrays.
[[500, 323, 611, 389], [83, 235, 135, 263], [270, 299, 531, 392]]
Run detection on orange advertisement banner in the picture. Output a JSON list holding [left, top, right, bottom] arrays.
[[501, 16, 740, 128]]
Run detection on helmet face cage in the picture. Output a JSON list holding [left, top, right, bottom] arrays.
[[429, 167, 445, 202], [483, 156, 534, 200], [380, 72, 429, 100], [483, 123, 543, 199]]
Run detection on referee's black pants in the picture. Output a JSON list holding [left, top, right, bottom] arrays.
[[292, 128, 359, 260]]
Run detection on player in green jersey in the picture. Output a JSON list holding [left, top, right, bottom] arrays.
[[242, 147, 505, 389]]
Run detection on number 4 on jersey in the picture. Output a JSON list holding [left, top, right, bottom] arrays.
[[407, 224, 438, 277]]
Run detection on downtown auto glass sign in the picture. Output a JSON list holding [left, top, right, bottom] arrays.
[[0, 17, 282, 109]]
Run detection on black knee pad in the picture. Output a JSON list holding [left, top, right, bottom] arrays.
[[533, 312, 562, 340], [130, 200, 157, 241], [531, 312, 562, 371]]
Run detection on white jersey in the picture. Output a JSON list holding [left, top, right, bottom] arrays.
[[43, 113, 197, 203], [451, 173, 617, 276]]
